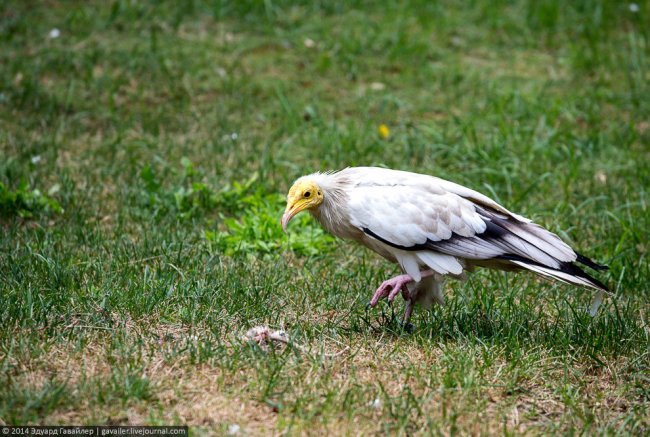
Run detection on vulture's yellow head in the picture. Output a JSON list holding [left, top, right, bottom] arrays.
[[281, 178, 324, 231]]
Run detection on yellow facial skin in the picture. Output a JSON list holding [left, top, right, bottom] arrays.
[[281, 179, 324, 231]]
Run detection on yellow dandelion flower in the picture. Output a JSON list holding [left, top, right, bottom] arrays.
[[378, 124, 390, 139]]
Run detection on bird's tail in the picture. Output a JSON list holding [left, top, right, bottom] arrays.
[[502, 254, 609, 316]]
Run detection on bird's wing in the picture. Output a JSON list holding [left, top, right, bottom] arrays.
[[340, 166, 531, 221], [345, 182, 595, 283], [345, 184, 487, 279], [341, 167, 577, 261], [347, 184, 486, 247], [331, 167, 607, 293]]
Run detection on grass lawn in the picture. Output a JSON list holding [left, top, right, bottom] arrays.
[[1, 0, 648, 434]]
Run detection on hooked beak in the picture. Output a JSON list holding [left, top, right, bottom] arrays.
[[282, 198, 309, 232], [281, 203, 299, 232]]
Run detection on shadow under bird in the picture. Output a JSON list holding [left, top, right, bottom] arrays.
[[281, 167, 609, 327]]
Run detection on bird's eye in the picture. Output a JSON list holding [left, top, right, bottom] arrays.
[[304, 191, 311, 198]]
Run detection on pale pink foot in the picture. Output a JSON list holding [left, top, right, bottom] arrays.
[[367, 270, 437, 330], [369, 274, 414, 307]]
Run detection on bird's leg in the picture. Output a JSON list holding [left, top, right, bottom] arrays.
[[368, 270, 435, 307], [402, 300, 415, 324], [399, 283, 419, 332]]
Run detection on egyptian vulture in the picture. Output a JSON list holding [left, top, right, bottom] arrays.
[[281, 167, 609, 326]]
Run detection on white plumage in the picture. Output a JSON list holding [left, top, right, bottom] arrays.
[[282, 167, 609, 325]]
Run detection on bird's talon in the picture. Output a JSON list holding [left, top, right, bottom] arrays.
[[365, 303, 372, 311], [400, 322, 415, 333]]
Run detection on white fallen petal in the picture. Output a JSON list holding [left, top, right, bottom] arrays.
[[303, 38, 315, 48]]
